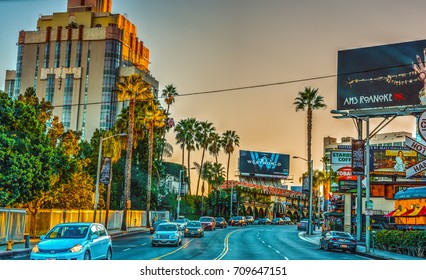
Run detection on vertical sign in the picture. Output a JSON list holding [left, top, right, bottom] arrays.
[[100, 157, 112, 184], [352, 139, 365, 175]]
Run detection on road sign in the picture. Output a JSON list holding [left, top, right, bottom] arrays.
[[405, 136, 426, 177], [365, 209, 373, 216], [418, 110, 426, 142]]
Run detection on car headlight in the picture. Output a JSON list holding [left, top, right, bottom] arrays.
[[32, 245, 39, 253], [170, 234, 179, 239], [197, 229, 201, 233], [184, 229, 188, 233], [152, 233, 158, 238], [70, 244, 83, 253]]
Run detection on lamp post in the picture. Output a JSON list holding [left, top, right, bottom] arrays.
[[94, 133, 126, 223], [177, 169, 185, 219], [293, 156, 314, 235]]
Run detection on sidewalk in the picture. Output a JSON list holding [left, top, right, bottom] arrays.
[[299, 228, 423, 260], [0, 227, 149, 260]]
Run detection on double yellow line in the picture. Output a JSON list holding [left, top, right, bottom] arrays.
[[214, 229, 243, 260], [151, 238, 194, 260]]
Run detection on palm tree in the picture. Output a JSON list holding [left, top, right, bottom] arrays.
[[221, 130, 240, 216], [208, 132, 222, 164], [294, 86, 326, 233], [195, 121, 216, 196], [159, 84, 178, 161], [144, 101, 166, 228], [116, 74, 153, 231], [204, 161, 225, 215], [161, 84, 178, 115], [174, 118, 197, 195]]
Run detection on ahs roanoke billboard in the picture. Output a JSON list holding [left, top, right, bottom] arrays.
[[337, 39, 426, 110], [239, 150, 290, 178]]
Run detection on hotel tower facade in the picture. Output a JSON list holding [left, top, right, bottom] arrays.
[[4, 0, 158, 140]]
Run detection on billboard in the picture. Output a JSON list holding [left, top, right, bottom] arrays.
[[369, 146, 423, 176], [337, 39, 426, 110], [239, 150, 290, 178]]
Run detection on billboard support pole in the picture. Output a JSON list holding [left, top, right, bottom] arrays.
[[356, 118, 363, 242], [365, 117, 371, 253]]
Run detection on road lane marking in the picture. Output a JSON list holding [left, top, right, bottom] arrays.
[[151, 239, 195, 260], [214, 229, 243, 260]]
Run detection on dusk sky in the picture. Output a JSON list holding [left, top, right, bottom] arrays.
[[0, 0, 422, 192]]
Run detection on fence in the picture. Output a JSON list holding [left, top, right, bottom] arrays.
[[1, 208, 169, 244], [0, 208, 26, 244]]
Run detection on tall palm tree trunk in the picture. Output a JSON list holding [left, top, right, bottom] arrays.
[[146, 126, 154, 229], [196, 148, 206, 196], [227, 154, 231, 216], [187, 151, 192, 195], [121, 97, 135, 231]]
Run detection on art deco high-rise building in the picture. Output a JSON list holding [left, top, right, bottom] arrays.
[[4, 0, 158, 140]]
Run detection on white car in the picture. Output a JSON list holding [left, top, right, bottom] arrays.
[[30, 222, 113, 260], [152, 222, 183, 247]]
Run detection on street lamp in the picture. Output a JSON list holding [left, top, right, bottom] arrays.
[[293, 156, 314, 235], [94, 133, 126, 223]]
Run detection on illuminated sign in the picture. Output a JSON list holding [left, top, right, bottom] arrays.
[[337, 39, 426, 110], [239, 150, 290, 178]]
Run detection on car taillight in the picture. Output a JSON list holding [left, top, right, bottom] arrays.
[[331, 238, 338, 241], [351, 240, 357, 243]]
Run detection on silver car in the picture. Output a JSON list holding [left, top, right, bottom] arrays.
[[152, 222, 183, 247], [30, 222, 113, 260]]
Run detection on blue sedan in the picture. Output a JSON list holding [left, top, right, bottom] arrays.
[[30, 222, 113, 260]]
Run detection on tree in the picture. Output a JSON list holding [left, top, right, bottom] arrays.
[[221, 130, 240, 216], [159, 84, 178, 161], [208, 132, 222, 164], [0, 91, 54, 207], [294, 86, 326, 233], [115, 74, 153, 231], [320, 155, 331, 211], [195, 121, 216, 196], [174, 118, 197, 195], [144, 101, 166, 228]]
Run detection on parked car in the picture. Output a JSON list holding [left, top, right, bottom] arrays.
[[215, 217, 228, 228], [150, 219, 169, 234], [319, 230, 357, 253], [184, 221, 204, 238], [199, 216, 216, 230], [175, 217, 190, 230], [297, 220, 308, 231], [258, 217, 272, 225], [283, 217, 292, 225], [272, 218, 284, 225], [245, 216, 254, 225], [230, 216, 247, 226], [152, 222, 182, 247], [30, 222, 113, 260]]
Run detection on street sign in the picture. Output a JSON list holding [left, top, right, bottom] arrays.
[[418, 110, 426, 142], [405, 136, 426, 177], [365, 200, 373, 210], [365, 209, 373, 216]]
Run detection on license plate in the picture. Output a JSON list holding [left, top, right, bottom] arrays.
[[340, 244, 348, 248], [191, 231, 195, 234], [46, 257, 57, 260]]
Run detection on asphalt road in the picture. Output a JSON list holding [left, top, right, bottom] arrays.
[[110, 224, 370, 260]]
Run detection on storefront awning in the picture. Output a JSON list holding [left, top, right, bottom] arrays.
[[384, 206, 426, 217]]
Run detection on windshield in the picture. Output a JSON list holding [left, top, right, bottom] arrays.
[[47, 225, 88, 239], [187, 222, 200, 227], [200, 217, 212, 222], [156, 224, 178, 231]]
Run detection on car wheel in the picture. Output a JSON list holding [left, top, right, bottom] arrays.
[[105, 248, 112, 260], [152, 243, 156, 247], [351, 248, 356, 253], [84, 250, 91, 260]]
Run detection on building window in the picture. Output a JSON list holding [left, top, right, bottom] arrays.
[[54, 41, 61, 68], [62, 74, 74, 129], [65, 41, 72, 68], [44, 42, 50, 68], [45, 74, 55, 103], [13, 45, 24, 99], [100, 40, 121, 130], [34, 44, 40, 90], [81, 42, 91, 140], [76, 41, 82, 67]]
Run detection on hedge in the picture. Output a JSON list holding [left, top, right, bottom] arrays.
[[375, 230, 426, 258]]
